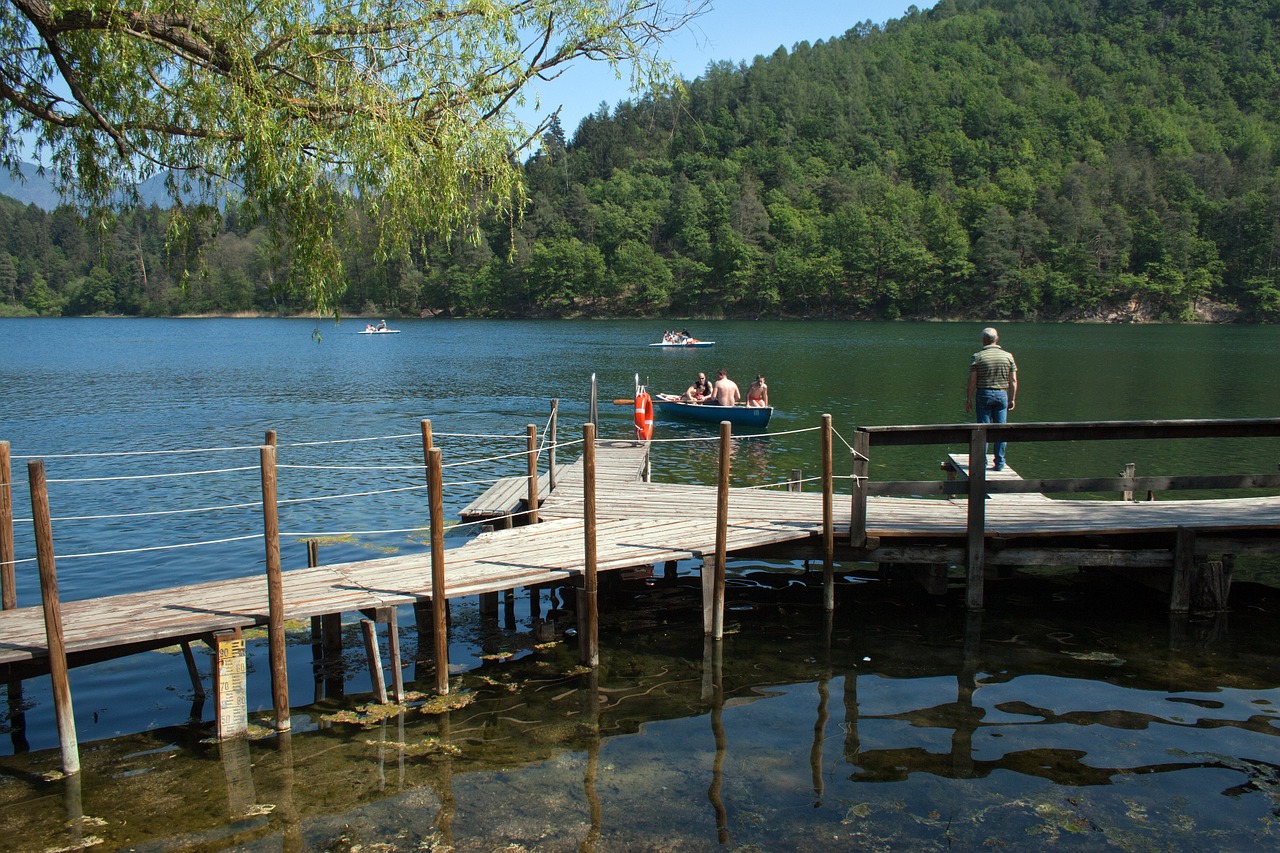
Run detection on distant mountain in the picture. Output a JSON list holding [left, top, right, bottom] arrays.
[[0, 161, 222, 210], [0, 162, 64, 209]]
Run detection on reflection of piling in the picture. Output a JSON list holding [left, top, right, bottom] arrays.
[[704, 636, 728, 844], [582, 667, 602, 851], [28, 459, 78, 774]]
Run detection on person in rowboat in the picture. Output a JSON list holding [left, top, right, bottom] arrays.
[[710, 368, 741, 406], [745, 374, 769, 407], [692, 372, 712, 400]]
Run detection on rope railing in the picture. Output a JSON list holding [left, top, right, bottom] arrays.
[[45, 465, 260, 484]]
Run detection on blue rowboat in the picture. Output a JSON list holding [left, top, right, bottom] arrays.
[[655, 396, 772, 428]]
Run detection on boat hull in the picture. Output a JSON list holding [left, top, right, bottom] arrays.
[[358, 329, 400, 334], [655, 399, 772, 428], [649, 341, 714, 347]]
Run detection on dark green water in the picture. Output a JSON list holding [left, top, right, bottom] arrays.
[[1, 318, 1278, 850]]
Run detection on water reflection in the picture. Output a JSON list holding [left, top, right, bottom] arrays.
[[2, 571, 1278, 851]]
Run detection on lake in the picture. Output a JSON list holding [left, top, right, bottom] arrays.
[[1, 318, 1278, 851]]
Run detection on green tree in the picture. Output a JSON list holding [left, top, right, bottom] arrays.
[[0, 0, 706, 315]]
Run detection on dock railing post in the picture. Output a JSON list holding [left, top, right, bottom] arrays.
[[850, 430, 869, 547], [428, 447, 450, 695], [965, 426, 988, 611], [821, 415, 834, 611], [526, 424, 539, 525], [581, 423, 599, 667], [1, 441, 15, 610], [27, 460, 79, 774], [712, 421, 731, 640], [260, 445, 290, 732], [549, 400, 559, 491], [589, 374, 598, 429]]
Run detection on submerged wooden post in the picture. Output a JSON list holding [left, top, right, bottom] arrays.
[[28, 460, 78, 774], [965, 427, 988, 612], [549, 400, 559, 491], [821, 415, 835, 611], [711, 421, 731, 640], [1171, 527, 1195, 614], [526, 424, 539, 525], [1, 441, 15, 610], [260, 445, 290, 732], [850, 431, 869, 547], [361, 619, 388, 704], [213, 628, 248, 740], [428, 447, 449, 695], [581, 423, 599, 667]]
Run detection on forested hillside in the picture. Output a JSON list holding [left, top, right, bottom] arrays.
[[3, 0, 1278, 320]]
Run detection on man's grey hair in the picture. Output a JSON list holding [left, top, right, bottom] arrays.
[[981, 327, 999, 344]]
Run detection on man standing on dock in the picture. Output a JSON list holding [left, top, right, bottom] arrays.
[[965, 327, 1017, 470]]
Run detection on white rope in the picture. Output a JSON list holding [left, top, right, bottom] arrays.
[[743, 475, 825, 491], [52, 533, 263, 561], [281, 526, 428, 538], [0, 556, 39, 567], [280, 463, 425, 471], [15, 499, 264, 523], [47, 465, 260, 484], [433, 431, 528, 440], [280, 432, 418, 447], [11, 444, 260, 460], [831, 426, 869, 460]]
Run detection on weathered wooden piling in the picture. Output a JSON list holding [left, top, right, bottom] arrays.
[[711, 421, 731, 640], [965, 427, 988, 611], [428, 446, 449, 695], [549, 400, 559, 491], [821, 414, 834, 611], [361, 618, 388, 703], [28, 460, 78, 774], [1, 441, 15, 610], [526, 424, 540, 525], [259, 444, 290, 731], [580, 423, 599, 667]]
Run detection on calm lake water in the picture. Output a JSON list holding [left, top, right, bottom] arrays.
[[1, 318, 1279, 851]]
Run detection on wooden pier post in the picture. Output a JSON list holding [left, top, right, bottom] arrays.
[[1, 441, 15, 610], [1171, 527, 1195, 614], [965, 427, 988, 611], [821, 415, 835, 611], [1122, 463, 1136, 502], [580, 423, 599, 667], [526, 424, 540, 525], [428, 447, 450, 695], [549, 400, 559, 491], [711, 421, 731, 640], [260, 445, 290, 732], [850, 431, 869, 547], [27, 460, 79, 774], [361, 619, 389, 704]]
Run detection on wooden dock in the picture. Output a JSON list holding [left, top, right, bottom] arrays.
[[2, 417, 1279, 771]]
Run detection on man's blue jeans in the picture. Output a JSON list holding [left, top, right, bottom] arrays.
[[974, 389, 1008, 469]]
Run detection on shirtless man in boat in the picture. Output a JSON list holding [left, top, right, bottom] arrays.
[[710, 368, 741, 406]]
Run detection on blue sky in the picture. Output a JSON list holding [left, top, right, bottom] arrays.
[[523, 1, 931, 138]]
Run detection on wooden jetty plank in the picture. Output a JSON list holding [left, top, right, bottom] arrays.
[[944, 453, 1054, 503], [458, 465, 566, 521]]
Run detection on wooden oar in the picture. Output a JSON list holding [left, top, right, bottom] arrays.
[[612, 398, 633, 405]]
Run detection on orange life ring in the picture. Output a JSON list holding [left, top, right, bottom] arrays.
[[634, 391, 654, 440]]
